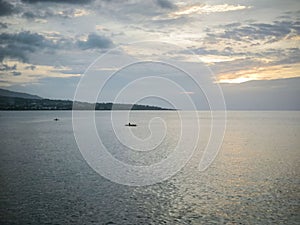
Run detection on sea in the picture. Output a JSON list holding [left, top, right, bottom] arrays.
[[0, 111, 299, 224]]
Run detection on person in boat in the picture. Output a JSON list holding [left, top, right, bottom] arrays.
[[126, 122, 136, 126]]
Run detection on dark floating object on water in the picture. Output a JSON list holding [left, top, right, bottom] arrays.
[[54, 118, 59, 121], [125, 122, 137, 127]]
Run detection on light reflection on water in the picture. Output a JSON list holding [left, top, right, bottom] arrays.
[[0, 111, 299, 224]]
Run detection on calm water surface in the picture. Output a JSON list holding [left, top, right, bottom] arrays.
[[0, 111, 299, 224]]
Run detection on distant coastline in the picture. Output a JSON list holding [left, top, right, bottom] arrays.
[[0, 90, 173, 111], [0, 96, 173, 111]]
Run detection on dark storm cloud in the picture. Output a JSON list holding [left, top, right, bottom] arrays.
[[155, 0, 176, 9], [208, 20, 300, 44], [0, 0, 16, 16], [0, 46, 28, 62], [21, 0, 93, 4], [0, 31, 55, 49], [0, 31, 57, 62], [77, 33, 113, 49], [0, 31, 114, 62]]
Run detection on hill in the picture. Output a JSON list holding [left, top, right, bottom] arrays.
[[0, 89, 172, 110], [0, 88, 42, 99]]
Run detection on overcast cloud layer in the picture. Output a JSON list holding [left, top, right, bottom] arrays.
[[0, 0, 299, 109]]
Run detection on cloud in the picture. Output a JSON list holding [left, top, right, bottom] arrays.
[[0, 63, 17, 71], [175, 44, 300, 82], [0, 22, 8, 28], [217, 63, 300, 83], [0, 60, 80, 86], [0, 30, 114, 71], [0, 31, 110, 63], [181, 46, 236, 56], [180, 91, 194, 95], [0, 31, 57, 62], [25, 65, 36, 70], [12, 71, 21, 76], [0, 46, 28, 62], [0, 0, 16, 16], [169, 4, 250, 18], [77, 33, 114, 50], [150, 3, 250, 26], [174, 46, 247, 64], [204, 47, 300, 82], [274, 48, 300, 65], [0, 31, 55, 49], [21, 0, 93, 4], [156, 0, 176, 9], [207, 20, 300, 44], [22, 10, 52, 20], [22, 8, 90, 20]]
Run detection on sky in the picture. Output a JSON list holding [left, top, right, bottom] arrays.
[[0, 0, 299, 110]]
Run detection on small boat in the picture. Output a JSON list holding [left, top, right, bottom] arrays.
[[54, 118, 59, 121], [125, 122, 137, 127]]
